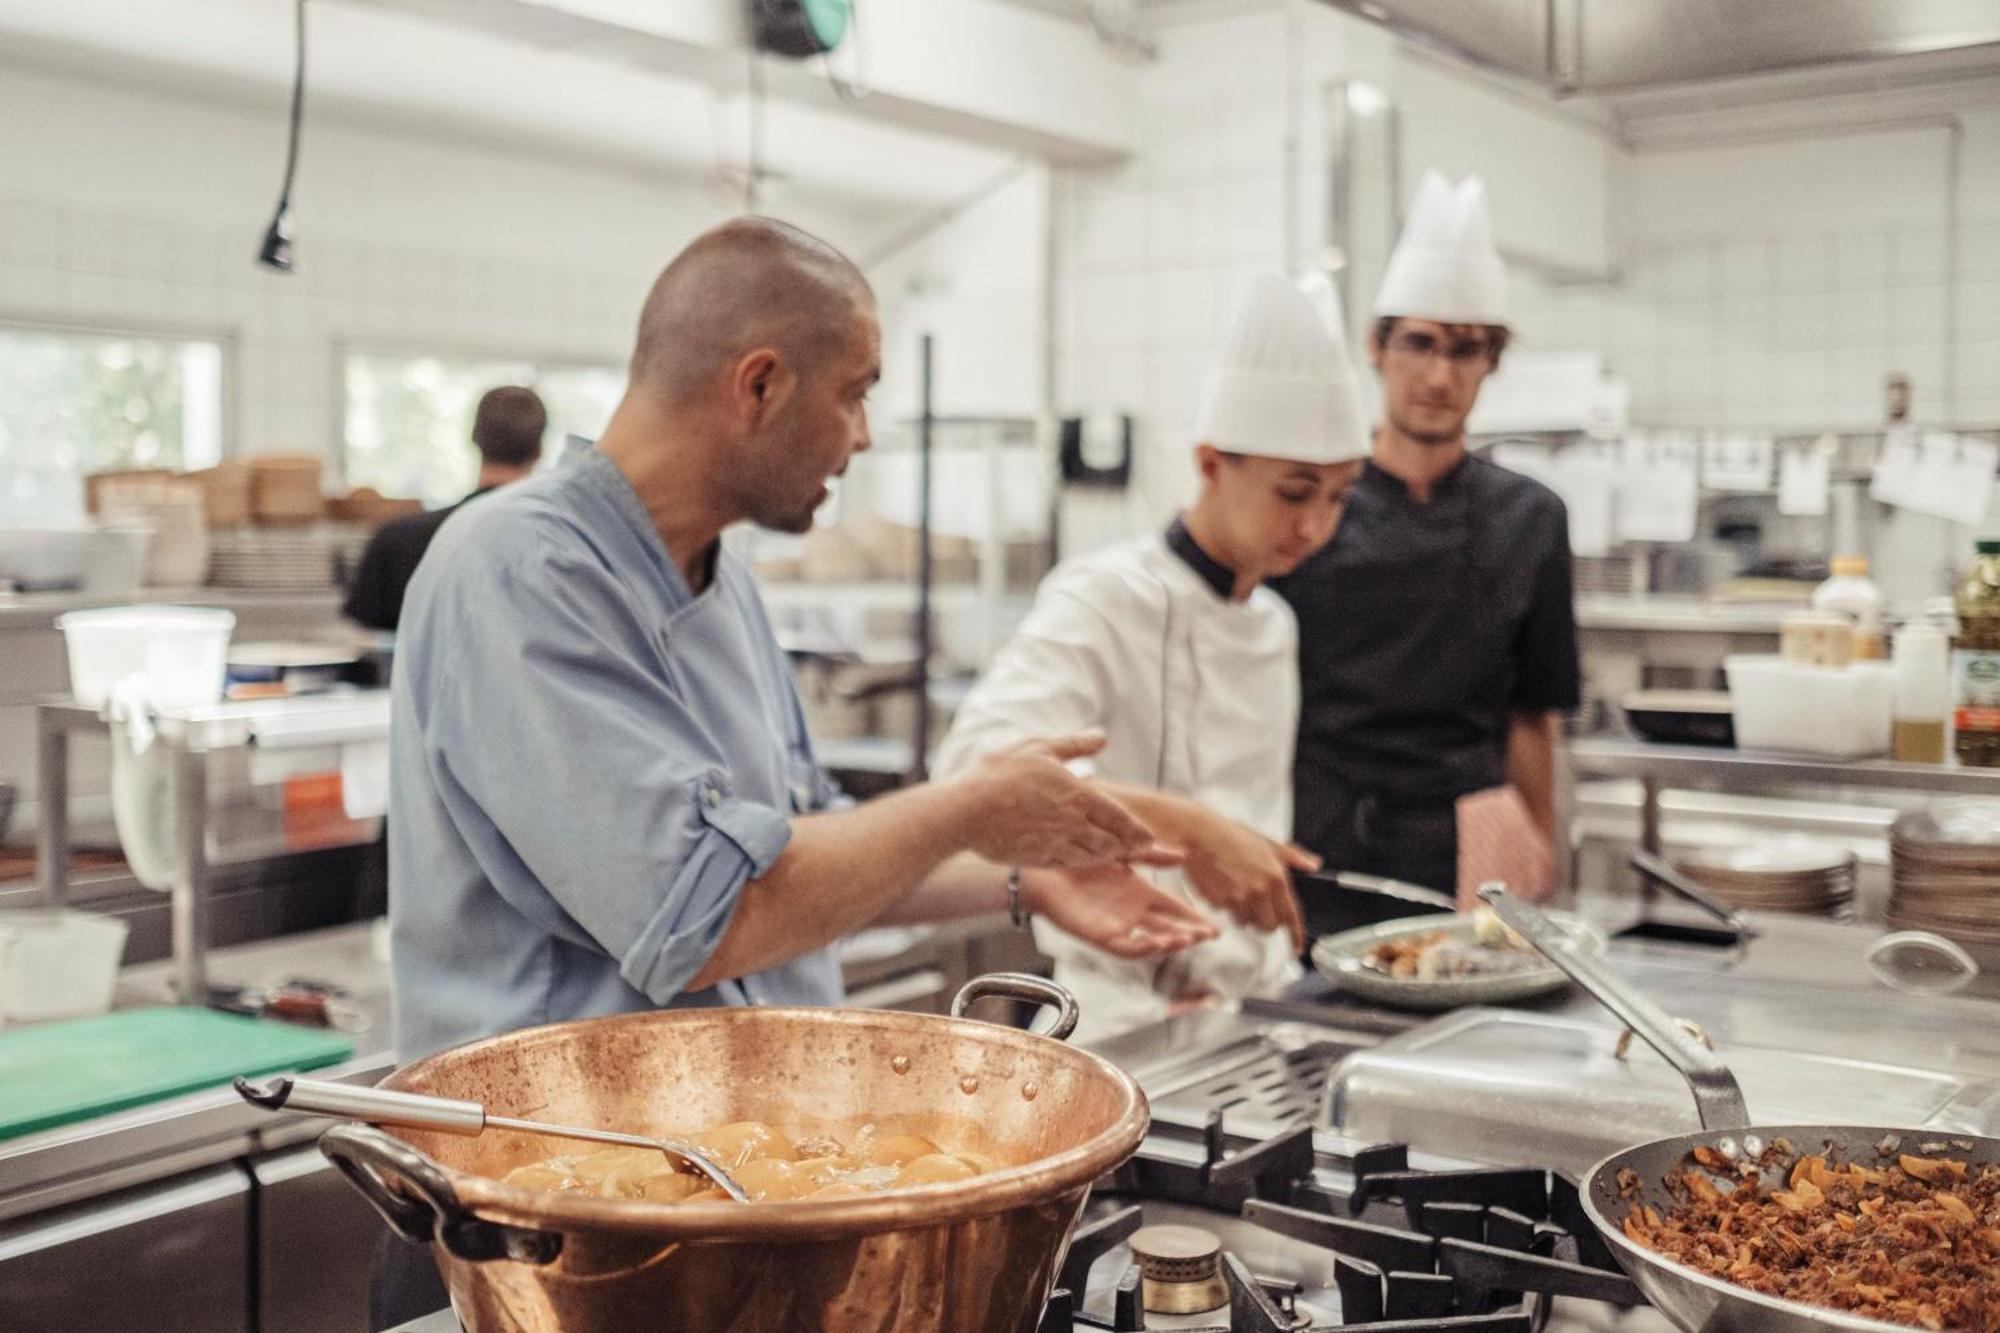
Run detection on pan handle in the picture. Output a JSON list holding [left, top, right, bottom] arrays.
[[951, 971, 1080, 1042], [319, 1123, 563, 1266], [1479, 886, 1751, 1132], [1628, 850, 1755, 938]]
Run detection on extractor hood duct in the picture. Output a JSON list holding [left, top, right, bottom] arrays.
[[1317, 0, 2000, 94]]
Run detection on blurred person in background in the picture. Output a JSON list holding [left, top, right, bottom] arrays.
[[342, 384, 547, 633]]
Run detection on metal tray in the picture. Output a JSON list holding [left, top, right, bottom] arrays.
[[1325, 1006, 1992, 1178], [1310, 911, 1609, 1011]]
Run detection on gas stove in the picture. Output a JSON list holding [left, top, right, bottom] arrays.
[[1041, 1109, 1671, 1331]]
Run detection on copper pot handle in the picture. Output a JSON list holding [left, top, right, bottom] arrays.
[[949, 971, 1080, 1041], [320, 1123, 564, 1266]]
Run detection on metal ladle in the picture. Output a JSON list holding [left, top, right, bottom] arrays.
[[235, 1075, 749, 1201]]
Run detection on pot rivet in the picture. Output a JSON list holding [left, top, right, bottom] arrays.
[[959, 1074, 980, 1094], [1021, 1081, 1039, 1101], [891, 1055, 911, 1076]]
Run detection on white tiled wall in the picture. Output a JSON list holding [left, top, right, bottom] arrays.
[[0, 196, 647, 465], [1506, 113, 2000, 431], [0, 62, 890, 474], [1052, 8, 1297, 554], [868, 166, 1049, 426], [1049, 2, 1629, 554]]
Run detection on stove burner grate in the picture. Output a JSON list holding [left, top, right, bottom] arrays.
[[1041, 1113, 1645, 1332]]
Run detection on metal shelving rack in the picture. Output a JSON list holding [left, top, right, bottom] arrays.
[[36, 692, 390, 1002], [747, 335, 1051, 784]]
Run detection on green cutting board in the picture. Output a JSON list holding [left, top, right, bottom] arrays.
[[0, 1006, 355, 1141]]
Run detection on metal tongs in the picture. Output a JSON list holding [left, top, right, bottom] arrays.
[[235, 1075, 749, 1200], [1625, 849, 1756, 941]]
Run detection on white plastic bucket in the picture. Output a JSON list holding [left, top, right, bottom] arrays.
[[0, 909, 130, 1025], [55, 605, 235, 709], [1725, 654, 1894, 758]]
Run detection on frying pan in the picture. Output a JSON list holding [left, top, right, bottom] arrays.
[[1481, 885, 2000, 1333]]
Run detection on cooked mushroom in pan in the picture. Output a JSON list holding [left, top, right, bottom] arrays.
[[1620, 1142, 2000, 1331], [501, 1120, 1000, 1202]]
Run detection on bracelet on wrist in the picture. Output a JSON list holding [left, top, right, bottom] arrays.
[[1007, 868, 1032, 930]]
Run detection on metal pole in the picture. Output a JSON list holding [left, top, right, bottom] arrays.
[[36, 705, 71, 909], [173, 742, 210, 1003], [1638, 775, 1663, 912], [911, 334, 935, 784]]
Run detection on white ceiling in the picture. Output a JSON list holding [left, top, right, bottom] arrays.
[[0, 0, 1017, 213]]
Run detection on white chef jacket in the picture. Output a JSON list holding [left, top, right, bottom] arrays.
[[935, 521, 1303, 1042]]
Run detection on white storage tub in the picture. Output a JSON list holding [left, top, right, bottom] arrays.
[[55, 605, 235, 709], [0, 910, 130, 1025], [1725, 654, 1893, 759]]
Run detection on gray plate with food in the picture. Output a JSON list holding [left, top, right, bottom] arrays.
[[1310, 908, 1609, 1011]]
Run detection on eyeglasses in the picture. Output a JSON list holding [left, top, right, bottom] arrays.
[[1384, 329, 1495, 369]]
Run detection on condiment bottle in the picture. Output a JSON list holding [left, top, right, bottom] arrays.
[[1953, 541, 2000, 768], [1813, 555, 1886, 659], [1892, 620, 1949, 764]]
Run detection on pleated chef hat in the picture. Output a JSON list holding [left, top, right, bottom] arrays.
[[1194, 270, 1371, 466], [1374, 169, 1506, 325]]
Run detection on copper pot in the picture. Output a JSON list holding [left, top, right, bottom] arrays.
[[321, 974, 1147, 1332]]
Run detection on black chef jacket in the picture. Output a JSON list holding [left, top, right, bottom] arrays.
[[1270, 452, 1579, 896], [341, 488, 494, 632]]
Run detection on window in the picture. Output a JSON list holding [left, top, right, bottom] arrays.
[[0, 321, 224, 524], [536, 365, 626, 452], [341, 352, 625, 508]]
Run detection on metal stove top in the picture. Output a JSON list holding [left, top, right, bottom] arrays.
[[1063, 1125, 1679, 1331]]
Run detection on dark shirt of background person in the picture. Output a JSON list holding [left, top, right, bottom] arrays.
[[343, 385, 548, 632]]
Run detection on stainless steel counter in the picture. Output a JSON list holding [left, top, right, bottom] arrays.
[[1335, 907, 2000, 1079], [1575, 596, 1789, 635], [0, 921, 397, 1224], [0, 911, 1010, 1331], [0, 584, 347, 631], [1306, 909, 2000, 1177], [1569, 734, 2000, 869], [1571, 735, 2000, 799], [0, 907, 1016, 1223]]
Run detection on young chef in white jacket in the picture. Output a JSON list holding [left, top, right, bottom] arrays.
[[935, 271, 1373, 1040]]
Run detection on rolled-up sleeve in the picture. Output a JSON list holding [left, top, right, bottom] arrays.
[[425, 546, 793, 1004]]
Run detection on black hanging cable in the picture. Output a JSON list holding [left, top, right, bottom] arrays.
[[257, 0, 307, 272]]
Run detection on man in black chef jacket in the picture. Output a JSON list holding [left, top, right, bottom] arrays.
[[343, 385, 547, 632], [1272, 170, 1579, 924]]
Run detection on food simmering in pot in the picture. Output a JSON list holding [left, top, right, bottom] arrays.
[[1618, 1142, 2000, 1331], [502, 1120, 1001, 1202]]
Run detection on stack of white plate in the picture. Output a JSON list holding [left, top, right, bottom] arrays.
[[1677, 838, 1857, 917], [1890, 801, 2000, 949], [207, 526, 335, 589]]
